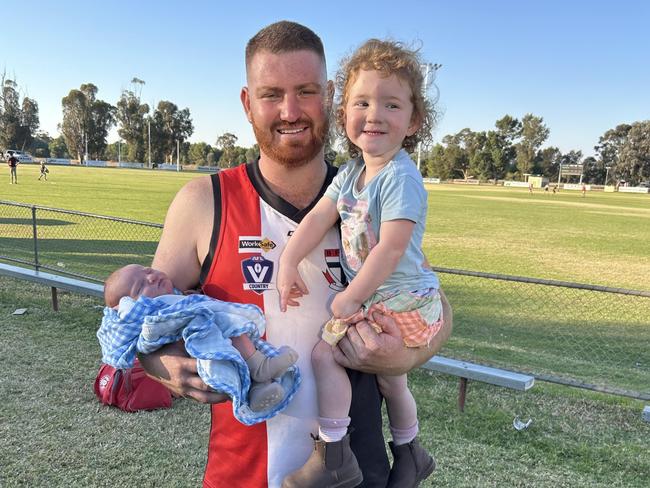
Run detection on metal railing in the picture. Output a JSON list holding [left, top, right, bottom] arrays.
[[1, 200, 648, 400]]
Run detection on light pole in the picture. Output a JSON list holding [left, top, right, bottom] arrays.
[[118, 140, 121, 163], [605, 166, 611, 186], [147, 117, 152, 168], [416, 63, 442, 173]]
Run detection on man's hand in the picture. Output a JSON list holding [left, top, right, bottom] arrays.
[[332, 312, 414, 375], [333, 290, 453, 376], [138, 341, 228, 404]]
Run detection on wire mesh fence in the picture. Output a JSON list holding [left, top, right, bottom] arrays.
[[433, 268, 650, 400], [1, 200, 648, 400], [0, 200, 162, 282]]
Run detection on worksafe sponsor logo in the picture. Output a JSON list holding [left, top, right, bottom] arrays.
[[238, 236, 277, 253]]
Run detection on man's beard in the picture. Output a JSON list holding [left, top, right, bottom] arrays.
[[252, 115, 330, 168]]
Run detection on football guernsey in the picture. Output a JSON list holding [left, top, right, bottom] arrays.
[[199, 161, 389, 488]]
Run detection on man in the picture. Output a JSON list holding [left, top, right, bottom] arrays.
[[8, 153, 19, 184], [140, 21, 452, 488]]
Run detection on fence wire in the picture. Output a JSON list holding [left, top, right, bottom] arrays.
[[1, 200, 648, 400], [0, 201, 161, 282]]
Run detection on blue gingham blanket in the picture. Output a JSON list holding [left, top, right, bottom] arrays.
[[97, 293, 300, 425]]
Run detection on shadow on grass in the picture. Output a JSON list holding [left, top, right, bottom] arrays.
[[0, 217, 75, 226]]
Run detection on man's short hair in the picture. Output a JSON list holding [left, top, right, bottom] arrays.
[[245, 21, 326, 69]]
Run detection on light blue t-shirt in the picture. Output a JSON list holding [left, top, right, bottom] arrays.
[[324, 149, 439, 297]]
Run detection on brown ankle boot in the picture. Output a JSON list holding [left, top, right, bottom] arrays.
[[387, 437, 435, 487], [282, 434, 363, 488]]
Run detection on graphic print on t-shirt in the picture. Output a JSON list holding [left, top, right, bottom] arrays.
[[338, 197, 377, 272]]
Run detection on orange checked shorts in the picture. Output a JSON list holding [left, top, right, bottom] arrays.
[[322, 288, 444, 348]]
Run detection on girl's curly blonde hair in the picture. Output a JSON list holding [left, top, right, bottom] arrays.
[[335, 39, 437, 158]]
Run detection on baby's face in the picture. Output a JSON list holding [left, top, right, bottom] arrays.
[[117, 264, 174, 300]]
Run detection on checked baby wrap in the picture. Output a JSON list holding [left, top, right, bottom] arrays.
[[97, 293, 300, 425]]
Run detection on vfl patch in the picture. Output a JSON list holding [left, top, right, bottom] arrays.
[[322, 248, 346, 291], [239, 236, 277, 253], [242, 255, 274, 294]]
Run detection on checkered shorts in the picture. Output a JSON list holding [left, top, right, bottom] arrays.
[[338, 288, 444, 348]]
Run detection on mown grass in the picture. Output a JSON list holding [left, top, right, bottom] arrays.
[[3, 164, 649, 289], [1, 276, 648, 487], [2, 165, 649, 394]]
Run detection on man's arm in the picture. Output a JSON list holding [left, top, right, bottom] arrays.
[[139, 176, 227, 403], [332, 289, 453, 376]]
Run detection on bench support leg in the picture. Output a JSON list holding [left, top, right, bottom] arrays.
[[51, 287, 59, 312], [458, 377, 468, 412]]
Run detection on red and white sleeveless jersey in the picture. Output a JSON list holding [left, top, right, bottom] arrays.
[[200, 163, 349, 488]]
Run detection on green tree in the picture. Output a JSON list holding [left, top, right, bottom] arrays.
[[116, 80, 150, 164], [425, 144, 454, 179], [442, 130, 473, 179], [537, 146, 561, 179], [0, 75, 40, 151], [595, 124, 630, 166], [151, 101, 194, 163], [216, 132, 239, 168], [188, 142, 213, 166], [617, 121, 650, 184], [515, 114, 549, 177], [245, 143, 260, 163], [30, 131, 51, 157], [61, 83, 115, 161], [48, 135, 70, 158]]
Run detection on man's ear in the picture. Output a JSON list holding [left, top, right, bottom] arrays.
[[241, 87, 252, 123]]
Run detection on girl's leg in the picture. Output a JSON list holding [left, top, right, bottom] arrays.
[[377, 374, 418, 444], [379, 374, 435, 486], [281, 340, 362, 487], [312, 339, 351, 441]]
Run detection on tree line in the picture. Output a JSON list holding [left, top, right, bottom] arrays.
[[1, 74, 648, 184], [421, 114, 650, 185]]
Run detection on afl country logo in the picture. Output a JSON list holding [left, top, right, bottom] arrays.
[[242, 255, 274, 294], [322, 249, 346, 291]]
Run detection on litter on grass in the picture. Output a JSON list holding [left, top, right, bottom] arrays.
[[513, 416, 533, 431], [13, 308, 28, 315]]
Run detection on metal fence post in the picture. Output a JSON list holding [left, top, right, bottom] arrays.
[[31, 206, 39, 270]]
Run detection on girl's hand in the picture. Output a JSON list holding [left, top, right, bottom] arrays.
[[331, 291, 362, 321], [277, 265, 309, 312]]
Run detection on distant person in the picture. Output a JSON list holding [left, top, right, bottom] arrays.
[[552, 185, 557, 194], [38, 161, 49, 181], [581, 183, 586, 197], [98, 264, 300, 420], [277, 39, 442, 488], [528, 183, 533, 194], [544, 184, 549, 194], [7, 154, 19, 184]]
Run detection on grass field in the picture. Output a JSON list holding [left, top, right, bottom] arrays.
[[0, 278, 648, 487], [2, 163, 649, 486], [3, 163, 649, 289]]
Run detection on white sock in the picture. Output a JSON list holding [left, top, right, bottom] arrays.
[[318, 416, 350, 443]]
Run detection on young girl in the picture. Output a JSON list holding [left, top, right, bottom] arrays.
[[277, 39, 443, 488]]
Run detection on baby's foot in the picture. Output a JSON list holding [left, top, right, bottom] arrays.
[[249, 381, 284, 412], [246, 346, 299, 382]]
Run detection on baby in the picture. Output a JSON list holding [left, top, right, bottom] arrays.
[[98, 264, 300, 423]]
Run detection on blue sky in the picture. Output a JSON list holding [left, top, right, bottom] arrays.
[[2, 0, 649, 158]]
